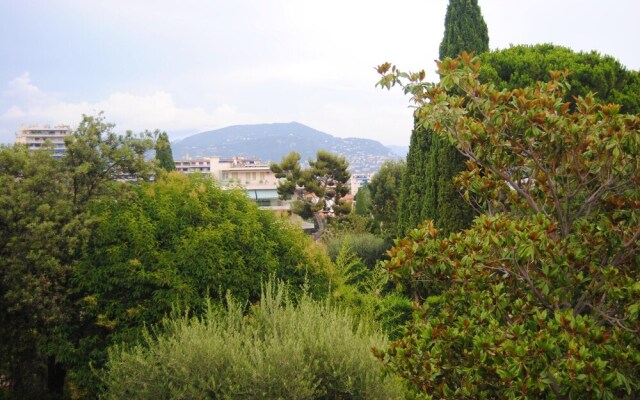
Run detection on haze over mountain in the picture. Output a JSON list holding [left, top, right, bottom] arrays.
[[171, 122, 400, 173], [387, 145, 409, 158]]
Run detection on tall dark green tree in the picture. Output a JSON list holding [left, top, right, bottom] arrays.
[[368, 159, 405, 239], [154, 131, 175, 171], [398, 0, 488, 235], [354, 183, 372, 216], [438, 0, 489, 60], [397, 122, 431, 233]]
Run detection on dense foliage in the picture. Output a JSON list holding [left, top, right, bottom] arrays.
[[0, 145, 79, 397], [0, 115, 336, 399], [398, 0, 487, 235], [269, 150, 302, 200], [102, 281, 404, 399], [327, 240, 413, 340], [479, 44, 640, 114], [326, 233, 387, 269], [377, 54, 640, 397], [438, 0, 489, 61], [368, 159, 405, 239], [72, 172, 331, 392], [354, 183, 372, 216], [0, 115, 155, 397], [397, 120, 432, 233]]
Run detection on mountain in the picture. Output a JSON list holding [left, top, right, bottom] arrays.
[[171, 122, 400, 173]]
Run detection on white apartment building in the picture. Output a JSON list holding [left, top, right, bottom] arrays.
[[15, 125, 72, 158], [175, 156, 286, 210], [350, 173, 373, 196]]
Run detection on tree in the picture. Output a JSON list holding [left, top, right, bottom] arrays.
[[270, 151, 303, 200], [478, 43, 640, 114], [368, 159, 405, 238], [354, 183, 372, 216], [398, 0, 488, 235], [305, 150, 351, 215], [0, 114, 155, 398], [376, 54, 640, 397], [154, 131, 175, 171], [438, 0, 489, 59], [272, 150, 351, 216], [72, 172, 332, 394], [0, 145, 76, 398], [63, 114, 155, 208]]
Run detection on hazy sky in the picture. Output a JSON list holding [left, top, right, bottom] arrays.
[[1, 0, 639, 146]]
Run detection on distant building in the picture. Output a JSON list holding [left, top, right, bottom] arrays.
[[350, 173, 373, 196], [15, 125, 72, 158], [175, 156, 287, 210]]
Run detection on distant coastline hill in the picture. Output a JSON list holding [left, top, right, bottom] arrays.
[[171, 122, 400, 173]]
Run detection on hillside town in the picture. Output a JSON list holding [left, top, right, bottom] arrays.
[[15, 124, 373, 213]]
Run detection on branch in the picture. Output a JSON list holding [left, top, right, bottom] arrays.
[[588, 304, 638, 333], [612, 229, 640, 267], [573, 276, 605, 316], [546, 370, 567, 400], [510, 254, 555, 312], [474, 154, 546, 217], [522, 148, 567, 235], [574, 175, 616, 220]]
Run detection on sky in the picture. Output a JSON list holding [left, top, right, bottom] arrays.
[[1, 1, 639, 146]]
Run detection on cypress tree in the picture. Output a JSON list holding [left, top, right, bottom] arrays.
[[398, 0, 488, 235], [439, 0, 489, 60], [354, 183, 372, 216], [398, 118, 430, 232], [155, 132, 175, 171]]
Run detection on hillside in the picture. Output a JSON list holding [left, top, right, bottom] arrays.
[[171, 122, 399, 173]]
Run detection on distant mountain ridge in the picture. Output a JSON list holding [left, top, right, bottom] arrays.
[[171, 122, 400, 173]]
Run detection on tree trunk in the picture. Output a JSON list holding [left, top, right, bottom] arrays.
[[312, 212, 326, 240], [47, 355, 67, 397]]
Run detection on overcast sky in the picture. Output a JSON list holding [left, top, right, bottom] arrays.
[[1, 0, 639, 146]]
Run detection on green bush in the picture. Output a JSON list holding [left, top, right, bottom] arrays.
[[326, 233, 388, 269], [71, 172, 332, 394], [328, 241, 413, 340], [102, 281, 403, 399]]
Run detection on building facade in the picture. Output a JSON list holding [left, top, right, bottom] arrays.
[[175, 156, 287, 210], [15, 125, 72, 158], [350, 173, 373, 196]]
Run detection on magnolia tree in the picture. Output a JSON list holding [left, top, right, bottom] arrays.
[[375, 53, 640, 398]]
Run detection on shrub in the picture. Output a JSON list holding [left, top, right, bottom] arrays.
[[102, 281, 403, 399], [71, 172, 332, 394], [326, 233, 388, 269], [327, 240, 413, 342]]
